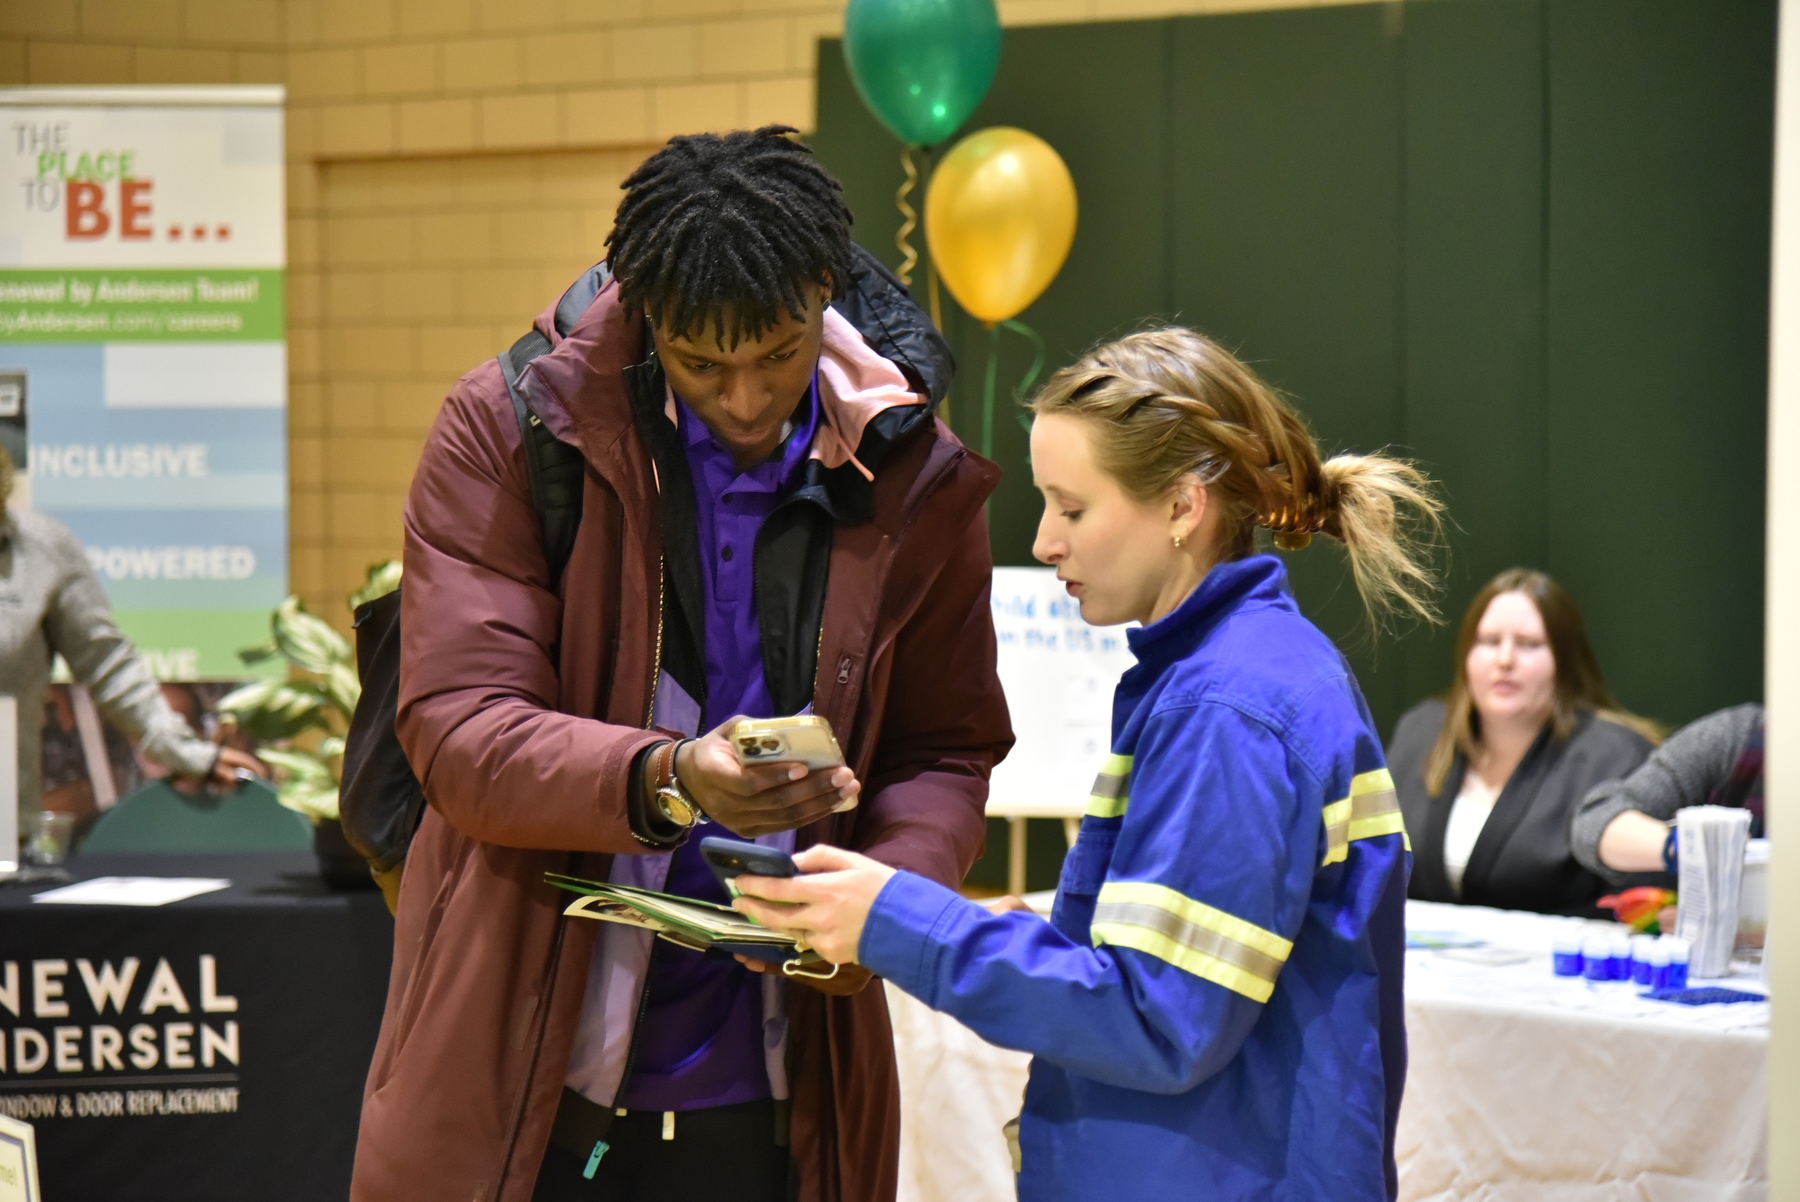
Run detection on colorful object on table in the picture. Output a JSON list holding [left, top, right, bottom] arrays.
[[842, 0, 1001, 148], [925, 127, 1078, 325], [1642, 986, 1764, 1006], [1597, 886, 1676, 933], [1630, 935, 1657, 986]]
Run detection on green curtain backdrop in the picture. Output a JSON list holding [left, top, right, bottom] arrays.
[[815, 0, 1772, 736], [814, 0, 1774, 888]]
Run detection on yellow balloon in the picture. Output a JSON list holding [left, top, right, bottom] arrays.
[[925, 127, 1078, 325]]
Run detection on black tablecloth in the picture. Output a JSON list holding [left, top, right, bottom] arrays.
[[0, 852, 393, 1201]]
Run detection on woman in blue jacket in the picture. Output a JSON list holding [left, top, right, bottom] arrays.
[[735, 327, 1442, 1201]]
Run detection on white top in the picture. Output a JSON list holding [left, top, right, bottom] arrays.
[[1442, 775, 1502, 895]]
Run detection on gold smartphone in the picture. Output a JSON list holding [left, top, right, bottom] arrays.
[[731, 715, 845, 772]]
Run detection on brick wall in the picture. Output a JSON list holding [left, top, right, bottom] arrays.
[[298, 148, 644, 611], [0, 0, 1399, 623]]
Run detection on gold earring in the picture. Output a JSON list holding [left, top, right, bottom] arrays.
[[1173, 535, 1185, 549]]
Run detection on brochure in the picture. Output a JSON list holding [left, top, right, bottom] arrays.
[[544, 872, 833, 975]]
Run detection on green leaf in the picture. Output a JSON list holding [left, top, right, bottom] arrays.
[[323, 661, 361, 720], [216, 679, 332, 741], [236, 638, 280, 665], [258, 747, 341, 823], [276, 783, 340, 823], [258, 747, 337, 787], [272, 596, 351, 674], [316, 736, 345, 762], [348, 559, 403, 611]]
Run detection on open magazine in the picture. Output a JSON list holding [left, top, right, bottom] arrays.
[[545, 872, 836, 978]]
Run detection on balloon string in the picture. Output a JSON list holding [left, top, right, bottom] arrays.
[[1000, 319, 1046, 402], [927, 257, 943, 334], [895, 145, 920, 288], [982, 322, 1000, 460]]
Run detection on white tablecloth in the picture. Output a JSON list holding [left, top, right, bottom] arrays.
[[887, 899, 1768, 1202]]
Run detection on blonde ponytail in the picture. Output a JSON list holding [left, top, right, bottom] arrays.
[[1028, 327, 1444, 629]]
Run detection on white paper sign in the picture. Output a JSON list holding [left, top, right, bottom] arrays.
[[31, 875, 229, 906], [986, 567, 1136, 813], [0, 1115, 39, 1202]]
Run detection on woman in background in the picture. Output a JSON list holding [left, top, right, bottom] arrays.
[[1388, 568, 1660, 915], [0, 445, 264, 838]]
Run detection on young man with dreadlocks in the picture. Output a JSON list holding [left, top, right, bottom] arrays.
[[349, 127, 1012, 1202]]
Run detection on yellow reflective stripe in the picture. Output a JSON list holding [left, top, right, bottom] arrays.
[[1091, 880, 1291, 1002], [1090, 923, 1278, 1003], [1349, 809, 1408, 843], [1086, 752, 1132, 818], [1321, 769, 1405, 865]]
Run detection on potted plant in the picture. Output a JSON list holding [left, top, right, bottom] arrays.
[[216, 561, 401, 888]]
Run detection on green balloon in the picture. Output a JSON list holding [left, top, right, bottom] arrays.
[[843, 0, 1001, 148]]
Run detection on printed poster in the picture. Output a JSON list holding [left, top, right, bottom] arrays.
[[987, 566, 1135, 810], [0, 86, 286, 679]]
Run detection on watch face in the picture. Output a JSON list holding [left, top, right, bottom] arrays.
[[658, 786, 696, 827]]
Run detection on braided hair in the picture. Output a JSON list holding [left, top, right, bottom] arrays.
[[606, 126, 856, 348], [1029, 327, 1445, 627]]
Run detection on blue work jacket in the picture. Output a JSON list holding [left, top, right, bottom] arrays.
[[859, 555, 1410, 1201]]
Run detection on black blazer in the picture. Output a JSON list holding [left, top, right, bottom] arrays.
[[1388, 700, 1654, 916]]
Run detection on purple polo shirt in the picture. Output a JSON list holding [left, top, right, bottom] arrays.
[[616, 379, 821, 1113]]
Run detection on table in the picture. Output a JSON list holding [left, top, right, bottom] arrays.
[[887, 899, 1769, 1202], [0, 852, 393, 1201], [982, 799, 1081, 897]]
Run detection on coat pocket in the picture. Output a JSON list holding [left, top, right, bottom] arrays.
[[369, 842, 466, 1092]]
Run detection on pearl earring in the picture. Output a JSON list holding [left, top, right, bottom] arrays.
[[1173, 535, 1185, 549]]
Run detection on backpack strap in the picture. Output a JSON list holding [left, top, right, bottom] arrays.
[[499, 328, 587, 588]]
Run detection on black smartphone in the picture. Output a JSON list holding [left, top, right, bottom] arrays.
[[700, 836, 798, 899]]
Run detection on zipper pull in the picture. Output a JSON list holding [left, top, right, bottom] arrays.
[[836, 656, 852, 685]]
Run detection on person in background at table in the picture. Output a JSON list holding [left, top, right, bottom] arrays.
[[0, 445, 266, 840], [1387, 568, 1661, 915], [1571, 702, 1763, 883], [735, 326, 1438, 1201]]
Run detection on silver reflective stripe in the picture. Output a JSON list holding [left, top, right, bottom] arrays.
[[1089, 772, 1127, 800], [1090, 900, 1285, 987]]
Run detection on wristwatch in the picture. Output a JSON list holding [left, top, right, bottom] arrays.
[[650, 739, 703, 830]]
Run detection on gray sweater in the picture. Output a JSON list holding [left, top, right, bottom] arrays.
[[0, 509, 218, 823], [1569, 702, 1764, 885]]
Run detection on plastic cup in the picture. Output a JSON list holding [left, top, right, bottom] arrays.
[[1607, 935, 1633, 981], [1665, 937, 1690, 990], [1646, 939, 1672, 990], [1582, 934, 1612, 982], [23, 811, 76, 867], [1552, 928, 1584, 977], [1630, 935, 1656, 986]]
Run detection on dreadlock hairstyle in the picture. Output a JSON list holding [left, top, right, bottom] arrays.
[[606, 126, 856, 349]]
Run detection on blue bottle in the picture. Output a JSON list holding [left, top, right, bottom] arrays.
[[1583, 934, 1612, 982], [1666, 938, 1690, 990], [1552, 929, 1584, 977]]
